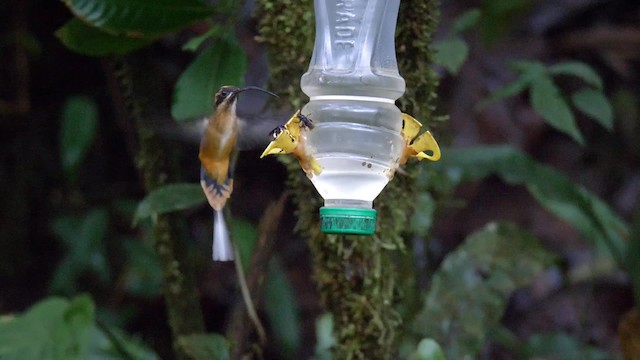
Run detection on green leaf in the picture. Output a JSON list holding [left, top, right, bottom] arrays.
[[121, 238, 163, 297], [412, 222, 553, 359], [62, 0, 214, 37], [530, 75, 584, 145], [177, 333, 230, 360], [571, 88, 614, 131], [524, 332, 612, 360], [411, 338, 447, 360], [436, 146, 629, 264], [510, 60, 547, 78], [60, 95, 98, 174], [55, 19, 154, 57], [452, 8, 481, 34], [480, 0, 533, 43], [433, 37, 469, 75], [172, 40, 247, 120], [230, 218, 258, 272], [265, 257, 300, 358], [51, 209, 110, 294], [88, 325, 159, 359], [477, 61, 545, 109], [133, 183, 205, 224], [549, 61, 603, 89], [476, 76, 530, 109], [0, 295, 95, 360], [182, 26, 224, 52]]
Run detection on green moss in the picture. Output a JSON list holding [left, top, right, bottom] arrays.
[[110, 57, 205, 360], [256, 1, 441, 358]]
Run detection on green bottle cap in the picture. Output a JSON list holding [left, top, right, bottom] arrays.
[[319, 207, 377, 235]]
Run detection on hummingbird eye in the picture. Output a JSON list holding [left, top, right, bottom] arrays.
[[214, 89, 232, 107]]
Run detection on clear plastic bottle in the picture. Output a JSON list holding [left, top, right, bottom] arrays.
[[300, 0, 405, 235]]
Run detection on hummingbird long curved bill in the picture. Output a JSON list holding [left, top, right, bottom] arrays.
[[199, 85, 278, 261]]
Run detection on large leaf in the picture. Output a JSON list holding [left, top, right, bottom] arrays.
[[133, 183, 205, 224], [0, 296, 159, 360], [62, 0, 214, 37], [265, 257, 301, 358], [55, 19, 154, 57], [549, 61, 604, 89], [0, 295, 94, 360], [59, 95, 98, 174], [433, 37, 469, 75], [571, 88, 614, 131], [436, 145, 628, 263], [530, 75, 583, 145], [411, 222, 553, 359], [172, 39, 247, 120], [51, 209, 110, 294], [87, 325, 159, 359], [176, 333, 230, 360]]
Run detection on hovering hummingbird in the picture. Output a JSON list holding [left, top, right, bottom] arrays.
[[399, 113, 441, 164], [200, 85, 278, 261], [260, 110, 322, 178]]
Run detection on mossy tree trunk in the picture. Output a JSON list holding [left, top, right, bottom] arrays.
[[256, 0, 440, 358], [107, 56, 205, 360]]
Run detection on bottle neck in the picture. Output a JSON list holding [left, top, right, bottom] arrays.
[[324, 199, 373, 209]]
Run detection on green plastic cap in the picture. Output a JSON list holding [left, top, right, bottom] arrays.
[[320, 207, 377, 235]]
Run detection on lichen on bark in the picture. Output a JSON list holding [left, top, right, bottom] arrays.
[[255, 0, 441, 357]]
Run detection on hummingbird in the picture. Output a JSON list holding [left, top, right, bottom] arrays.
[[260, 110, 322, 178], [200, 85, 278, 261]]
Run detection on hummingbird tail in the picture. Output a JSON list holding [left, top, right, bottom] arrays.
[[212, 210, 234, 261]]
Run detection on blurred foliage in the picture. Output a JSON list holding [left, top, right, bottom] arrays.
[[59, 96, 99, 178], [51, 208, 110, 295], [523, 332, 612, 360], [433, 8, 480, 74], [0, 0, 636, 359], [435, 145, 628, 263], [0, 295, 159, 359], [133, 183, 205, 225], [265, 257, 301, 358], [410, 222, 554, 359], [479, 0, 534, 43], [171, 38, 247, 121], [55, 19, 154, 57], [478, 60, 612, 145], [176, 334, 230, 360], [61, 0, 213, 39], [628, 218, 640, 307]]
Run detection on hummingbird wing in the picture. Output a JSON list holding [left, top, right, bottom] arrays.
[[236, 112, 292, 150], [160, 113, 289, 151]]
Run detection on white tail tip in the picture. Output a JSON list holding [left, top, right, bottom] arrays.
[[212, 210, 234, 261]]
